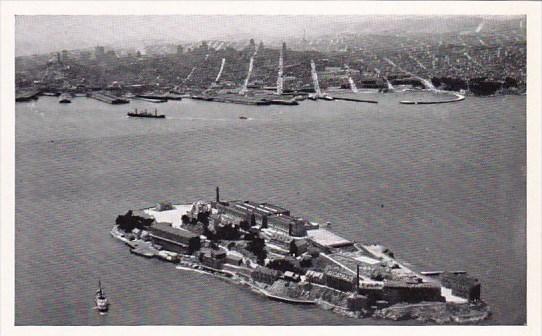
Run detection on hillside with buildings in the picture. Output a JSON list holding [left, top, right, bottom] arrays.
[[15, 17, 526, 97]]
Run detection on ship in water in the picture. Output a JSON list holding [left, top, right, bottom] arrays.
[[58, 93, 72, 103], [127, 108, 166, 119], [94, 280, 109, 313]]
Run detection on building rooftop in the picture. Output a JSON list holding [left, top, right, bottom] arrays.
[[150, 221, 199, 239], [306, 228, 353, 248], [230, 200, 290, 216]]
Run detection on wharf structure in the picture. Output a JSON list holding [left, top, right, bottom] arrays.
[[89, 92, 129, 104], [112, 187, 488, 323]]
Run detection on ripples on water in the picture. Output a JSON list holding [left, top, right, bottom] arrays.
[[15, 93, 526, 325]]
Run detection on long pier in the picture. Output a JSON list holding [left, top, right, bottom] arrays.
[[89, 92, 129, 104], [332, 96, 378, 104], [399, 92, 465, 105]]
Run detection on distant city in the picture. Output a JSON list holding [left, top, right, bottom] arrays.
[[15, 16, 526, 100]]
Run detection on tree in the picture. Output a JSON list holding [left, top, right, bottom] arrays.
[[246, 235, 267, 265], [115, 210, 153, 232], [267, 256, 303, 274]]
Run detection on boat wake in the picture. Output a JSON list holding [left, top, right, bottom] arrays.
[[92, 306, 109, 315]]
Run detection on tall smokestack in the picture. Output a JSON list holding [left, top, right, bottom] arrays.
[[356, 264, 360, 292], [289, 223, 292, 236], [262, 215, 268, 229], [216, 186, 220, 203]]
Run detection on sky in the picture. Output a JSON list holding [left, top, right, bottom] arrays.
[[15, 15, 522, 56]]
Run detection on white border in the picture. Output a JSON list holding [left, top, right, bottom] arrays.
[[1, 2, 541, 336]]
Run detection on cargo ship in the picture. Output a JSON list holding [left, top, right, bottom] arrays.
[[127, 108, 165, 119]]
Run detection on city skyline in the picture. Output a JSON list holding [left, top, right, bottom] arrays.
[[15, 15, 523, 56]]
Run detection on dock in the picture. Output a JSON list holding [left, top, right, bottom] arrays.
[[90, 92, 129, 104], [329, 92, 378, 104], [399, 92, 465, 105], [191, 94, 271, 106]]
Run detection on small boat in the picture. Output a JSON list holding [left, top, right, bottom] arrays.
[[95, 280, 109, 313], [127, 108, 166, 119], [58, 93, 72, 103], [239, 116, 248, 120]]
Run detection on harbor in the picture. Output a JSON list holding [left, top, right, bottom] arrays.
[[14, 92, 526, 325]]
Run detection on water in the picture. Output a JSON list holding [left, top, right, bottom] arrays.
[[15, 93, 526, 325]]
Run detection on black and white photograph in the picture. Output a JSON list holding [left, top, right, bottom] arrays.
[[1, 1, 541, 335]]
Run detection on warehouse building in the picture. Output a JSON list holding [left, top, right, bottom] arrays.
[[148, 222, 201, 254], [382, 281, 443, 304], [215, 200, 306, 236]]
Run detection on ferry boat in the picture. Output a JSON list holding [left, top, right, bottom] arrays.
[[127, 108, 166, 119], [58, 93, 72, 103], [95, 280, 109, 313]]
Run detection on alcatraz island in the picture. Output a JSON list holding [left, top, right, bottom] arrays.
[[111, 187, 490, 324]]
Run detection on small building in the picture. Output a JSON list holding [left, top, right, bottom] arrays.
[[283, 271, 301, 282], [440, 272, 481, 302], [290, 239, 309, 256], [347, 293, 369, 311], [225, 253, 243, 266], [251, 266, 280, 285], [324, 267, 357, 292], [211, 248, 227, 259], [156, 201, 174, 212], [305, 270, 326, 285], [197, 248, 225, 269]]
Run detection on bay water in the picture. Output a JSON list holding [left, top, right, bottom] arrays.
[[15, 92, 526, 325]]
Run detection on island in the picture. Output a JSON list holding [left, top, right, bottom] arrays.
[[111, 187, 490, 324]]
